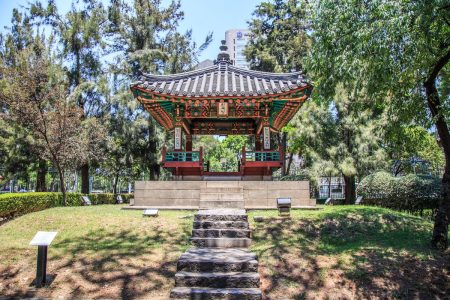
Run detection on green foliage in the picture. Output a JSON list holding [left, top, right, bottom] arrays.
[[245, 0, 309, 72], [0, 192, 131, 220], [289, 96, 386, 181], [386, 125, 444, 175], [357, 172, 441, 214], [195, 135, 252, 172]]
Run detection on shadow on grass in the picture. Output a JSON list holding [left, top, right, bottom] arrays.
[[251, 206, 449, 299], [1, 218, 193, 299]]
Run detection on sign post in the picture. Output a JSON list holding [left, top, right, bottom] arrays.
[[29, 231, 58, 287]]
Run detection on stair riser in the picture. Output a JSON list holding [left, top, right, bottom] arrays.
[[201, 187, 243, 193], [192, 229, 251, 238], [200, 194, 244, 201], [193, 221, 249, 229], [191, 238, 251, 248], [177, 260, 258, 273], [199, 202, 245, 209], [175, 274, 260, 288], [194, 214, 248, 222], [170, 288, 262, 300]]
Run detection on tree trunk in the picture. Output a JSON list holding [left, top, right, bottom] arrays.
[[81, 163, 89, 194], [56, 164, 66, 206], [343, 175, 356, 204], [286, 152, 294, 175], [148, 119, 158, 180], [281, 132, 287, 176], [113, 172, 119, 195], [424, 49, 450, 250], [36, 160, 47, 192], [425, 80, 450, 249]]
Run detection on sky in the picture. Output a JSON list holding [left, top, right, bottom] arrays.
[[0, 0, 263, 61]]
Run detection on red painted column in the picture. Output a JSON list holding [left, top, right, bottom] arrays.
[[255, 134, 262, 151], [186, 135, 193, 152]]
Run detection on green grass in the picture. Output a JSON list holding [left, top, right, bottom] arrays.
[[0, 205, 194, 299], [248, 206, 449, 299], [0, 205, 448, 299]]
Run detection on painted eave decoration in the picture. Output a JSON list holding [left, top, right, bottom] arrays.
[[130, 62, 313, 133]]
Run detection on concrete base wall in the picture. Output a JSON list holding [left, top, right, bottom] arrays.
[[134, 181, 315, 209]]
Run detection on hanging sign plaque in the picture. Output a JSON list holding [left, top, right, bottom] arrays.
[[174, 127, 182, 150], [217, 102, 229, 117], [263, 127, 271, 150]]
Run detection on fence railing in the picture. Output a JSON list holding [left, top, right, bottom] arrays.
[[165, 151, 201, 162], [244, 151, 280, 162]]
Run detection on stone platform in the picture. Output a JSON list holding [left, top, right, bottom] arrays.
[[170, 209, 262, 299], [133, 180, 315, 209]]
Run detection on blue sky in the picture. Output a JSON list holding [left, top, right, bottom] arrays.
[[0, 0, 263, 61]]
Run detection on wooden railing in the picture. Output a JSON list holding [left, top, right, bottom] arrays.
[[165, 151, 200, 162], [163, 146, 203, 163], [244, 151, 280, 162]]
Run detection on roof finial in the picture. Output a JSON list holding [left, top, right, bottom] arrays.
[[215, 40, 232, 66]]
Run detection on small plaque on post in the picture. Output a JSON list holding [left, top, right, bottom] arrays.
[[143, 209, 159, 217], [30, 231, 58, 246], [30, 231, 58, 288]]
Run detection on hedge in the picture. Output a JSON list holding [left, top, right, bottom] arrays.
[[0, 192, 132, 221], [356, 171, 441, 214]]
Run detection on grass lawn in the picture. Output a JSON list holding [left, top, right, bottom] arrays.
[[0, 205, 448, 299]]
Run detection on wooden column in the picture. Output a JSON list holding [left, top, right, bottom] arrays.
[[185, 135, 193, 152], [255, 134, 262, 151]]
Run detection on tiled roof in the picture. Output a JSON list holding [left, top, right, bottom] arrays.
[[131, 62, 311, 98]]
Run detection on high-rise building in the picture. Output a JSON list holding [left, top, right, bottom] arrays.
[[224, 29, 250, 69]]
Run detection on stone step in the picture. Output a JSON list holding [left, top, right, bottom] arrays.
[[195, 209, 248, 222], [170, 287, 262, 300], [199, 201, 245, 209], [193, 220, 249, 230], [200, 193, 244, 201], [191, 237, 251, 248], [201, 187, 243, 194], [175, 271, 260, 288], [192, 229, 251, 238], [205, 181, 242, 187], [177, 248, 258, 273]]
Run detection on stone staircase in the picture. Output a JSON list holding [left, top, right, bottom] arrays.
[[199, 183, 244, 209], [170, 209, 262, 300]]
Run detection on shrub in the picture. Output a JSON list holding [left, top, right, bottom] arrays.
[[357, 172, 441, 214], [0, 192, 132, 221], [0, 192, 63, 220]]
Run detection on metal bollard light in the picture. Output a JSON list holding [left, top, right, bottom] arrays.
[[277, 198, 292, 217], [29, 231, 58, 287]]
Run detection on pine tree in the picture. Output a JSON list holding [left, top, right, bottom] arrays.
[[30, 0, 108, 193]]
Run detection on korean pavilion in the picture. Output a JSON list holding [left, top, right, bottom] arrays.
[[130, 42, 312, 180]]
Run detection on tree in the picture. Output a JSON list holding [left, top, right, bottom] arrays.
[[385, 125, 444, 176], [0, 45, 104, 204], [245, 0, 309, 72], [245, 0, 310, 176], [30, 0, 108, 193], [309, 0, 450, 248], [106, 0, 211, 180], [289, 91, 386, 203], [1, 8, 49, 191]]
